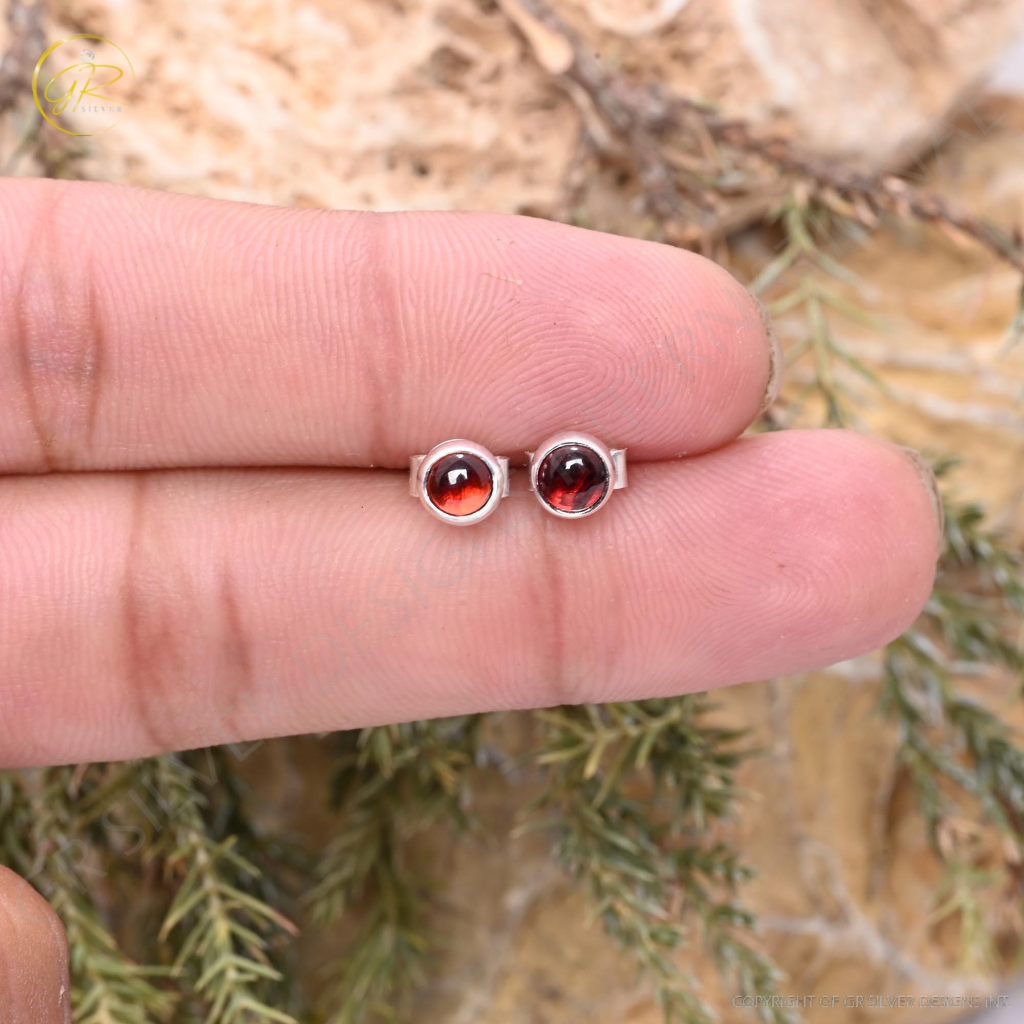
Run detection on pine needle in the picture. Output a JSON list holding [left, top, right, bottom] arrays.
[[527, 699, 794, 1024], [148, 757, 298, 1024]]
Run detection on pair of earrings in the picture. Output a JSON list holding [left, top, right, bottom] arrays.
[[409, 432, 627, 526]]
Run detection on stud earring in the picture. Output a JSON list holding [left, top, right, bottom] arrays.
[[526, 432, 627, 518], [410, 439, 510, 525]]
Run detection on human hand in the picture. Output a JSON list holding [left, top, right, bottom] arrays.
[[0, 178, 941, 1017]]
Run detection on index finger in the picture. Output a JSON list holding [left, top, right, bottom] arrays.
[[0, 179, 776, 473]]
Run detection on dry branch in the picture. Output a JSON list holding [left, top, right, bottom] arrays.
[[504, 0, 1024, 274]]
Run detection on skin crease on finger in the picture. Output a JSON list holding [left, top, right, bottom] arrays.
[[0, 178, 772, 473], [0, 429, 940, 767], [0, 866, 71, 1023]]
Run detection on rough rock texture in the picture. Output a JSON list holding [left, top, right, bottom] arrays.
[[12, 0, 1024, 211]]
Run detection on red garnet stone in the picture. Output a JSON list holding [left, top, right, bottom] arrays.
[[537, 444, 609, 513], [426, 452, 493, 516]]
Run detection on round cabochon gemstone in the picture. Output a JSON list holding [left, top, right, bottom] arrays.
[[426, 452, 493, 516], [537, 444, 609, 513]]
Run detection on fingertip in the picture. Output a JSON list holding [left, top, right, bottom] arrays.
[[462, 216, 775, 457], [655, 428, 942, 685], [0, 865, 71, 1023], [789, 429, 941, 646], [878, 438, 943, 632]]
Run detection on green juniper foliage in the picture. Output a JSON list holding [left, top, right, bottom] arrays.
[[524, 701, 793, 1024], [1, 6, 1024, 1020], [881, 469, 1024, 970], [1, 767, 177, 1024], [151, 755, 300, 1024], [883, 474, 1024, 848], [0, 756, 301, 1024], [753, 195, 892, 429], [304, 720, 480, 1024]]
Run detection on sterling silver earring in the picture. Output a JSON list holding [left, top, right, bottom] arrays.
[[410, 439, 509, 525], [525, 432, 627, 519]]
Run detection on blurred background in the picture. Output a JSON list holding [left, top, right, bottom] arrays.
[[2, 2, 1024, 1023]]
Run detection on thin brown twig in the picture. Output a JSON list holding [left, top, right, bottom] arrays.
[[708, 120, 1024, 275], [508, 0, 1024, 274]]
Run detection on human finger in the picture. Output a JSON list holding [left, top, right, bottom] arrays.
[[0, 178, 777, 474], [0, 430, 939, 766]]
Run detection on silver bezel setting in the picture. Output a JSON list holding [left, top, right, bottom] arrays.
[[526, 431, 627, 519], [410, 439, 509, 526]]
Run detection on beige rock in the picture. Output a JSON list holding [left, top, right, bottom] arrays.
[[16, 0, 1024, 212]]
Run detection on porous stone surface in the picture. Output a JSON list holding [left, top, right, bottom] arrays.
[[12, 0, 1024, 211]]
